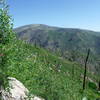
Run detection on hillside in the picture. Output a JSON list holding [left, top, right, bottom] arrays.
[[5, 38, 100, 100], [14, 24, 100, 72], [1, 0, 100, 99]]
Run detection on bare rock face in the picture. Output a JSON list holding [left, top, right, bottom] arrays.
[[1, 77, 44, 100]]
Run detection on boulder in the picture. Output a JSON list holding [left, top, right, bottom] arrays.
[[82, 97, 88, 100], [1, 77, 44, 100]]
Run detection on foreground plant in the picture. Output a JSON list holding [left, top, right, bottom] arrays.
[[0, 0, 15, 99]]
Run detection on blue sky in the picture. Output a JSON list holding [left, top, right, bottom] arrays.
[[8, 0, 100, 31]]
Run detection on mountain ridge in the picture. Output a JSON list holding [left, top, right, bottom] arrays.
[[15, 24, 100, 33], [14, 24, 100, 72]]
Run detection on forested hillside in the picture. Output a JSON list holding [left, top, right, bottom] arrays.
[[15, 24, 100, 73]]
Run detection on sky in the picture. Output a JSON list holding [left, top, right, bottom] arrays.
[[8, 0, 100, 31]]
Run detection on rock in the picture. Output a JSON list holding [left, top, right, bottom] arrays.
[[98, 91, 100, 94], [33, 97, 44, 100], [82, 97, 88, 100], [1, 77, 44, 100]]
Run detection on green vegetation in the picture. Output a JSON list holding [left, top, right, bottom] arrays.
[[0, 0, 100, 100], [15, 24, 100, 73], [4, 40, 99, 100], [0, 0, 15, 90]]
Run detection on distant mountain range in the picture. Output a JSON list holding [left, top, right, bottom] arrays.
[[14, 24, 100, 72]]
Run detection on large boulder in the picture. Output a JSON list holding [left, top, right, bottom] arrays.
[[1, 77, 44, 100]]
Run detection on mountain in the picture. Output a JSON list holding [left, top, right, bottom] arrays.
[[14, 24, 100, 72]]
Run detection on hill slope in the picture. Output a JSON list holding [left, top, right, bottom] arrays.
[[14, 24, 100, 54], [14, 24, 100, 72], [5, 38, 100, 100]]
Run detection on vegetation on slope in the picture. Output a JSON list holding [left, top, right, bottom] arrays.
[[15, 24, 100, 73], [0, 1, 100, 100], [4, 39, 100, 100]]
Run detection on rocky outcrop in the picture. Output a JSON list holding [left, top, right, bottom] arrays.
[[1, 77, 44, 100]]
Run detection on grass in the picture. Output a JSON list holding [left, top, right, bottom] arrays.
[[4, 39, 100, 100]]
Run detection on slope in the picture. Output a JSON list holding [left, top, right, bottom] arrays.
[[14, 24, 100, 72], [4, 38, 100, 100]]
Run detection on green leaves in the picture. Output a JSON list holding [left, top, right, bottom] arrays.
[[0, 9, 14, 45], [0, 0, 15, 91], [0, 0, 99, 99]]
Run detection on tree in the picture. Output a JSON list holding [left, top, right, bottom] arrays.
[[0, 0, 15, 98]]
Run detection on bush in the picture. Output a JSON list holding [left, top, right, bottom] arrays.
[[88, 82, 97, 90]]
